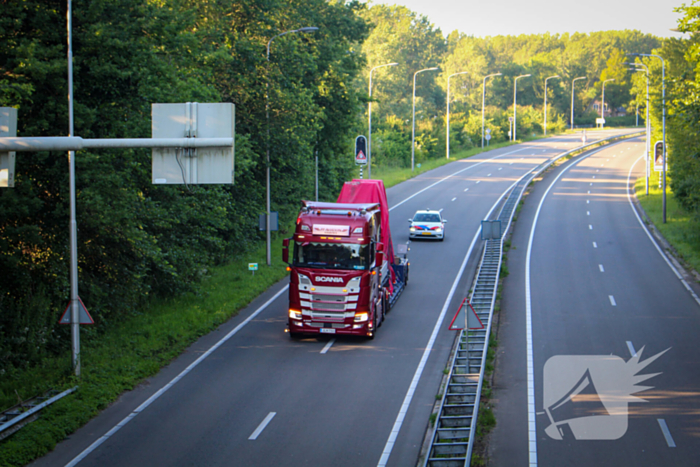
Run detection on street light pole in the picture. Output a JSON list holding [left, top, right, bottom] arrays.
[[571, 76, 586, 130], [631, 53, 666, 223], [628, 62, 651, 195], [601, 78, 615, 128], [482, 73, 502, 148], [368, 62, 398, 179], [67, 0, 80, 376], [513, 74, 531, 141], [447, 71, 469, 159], [266, 27, 318, 266], [412, 67, 438, 171], [544, 75, 559, 136]]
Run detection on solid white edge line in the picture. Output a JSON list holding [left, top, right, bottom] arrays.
[[64, 285, 290, 467], [626, 341, 637, 357], [249, 412, 277, 440], [376, 177, 520, 467], [388, 146, 531, 212], [657, 419, 677, 447], [525, 146, 605, 467], [320, 338, 336, 354], [67, 140, 576, 467], [626, 155, 700, 307]]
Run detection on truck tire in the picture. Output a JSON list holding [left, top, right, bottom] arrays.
[[383, 289, 390, 315]]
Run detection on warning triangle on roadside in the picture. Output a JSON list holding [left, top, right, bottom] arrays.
[[59, 297, 95, 324]]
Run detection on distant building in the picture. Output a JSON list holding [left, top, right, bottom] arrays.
[[589, 100, 627, 118]]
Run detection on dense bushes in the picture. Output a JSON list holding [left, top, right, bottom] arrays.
[[0, 0, 368, 372]]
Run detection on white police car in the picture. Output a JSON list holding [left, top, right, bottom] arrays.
[[408, 210, 446, 241]]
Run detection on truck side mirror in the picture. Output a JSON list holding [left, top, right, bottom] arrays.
[[282, 238, 290, 264], [376, 250, 384, 265], [408, 219, 412, 223], [376, 242, 385, 252], [442, 219, 447, 223]]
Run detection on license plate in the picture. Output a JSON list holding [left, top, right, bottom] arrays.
[[320, 328, 336, 334], [422, 232, 432, 235]]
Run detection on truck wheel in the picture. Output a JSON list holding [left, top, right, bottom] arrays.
[[383, 290, 390, 315], [368, 310, 377, 340]]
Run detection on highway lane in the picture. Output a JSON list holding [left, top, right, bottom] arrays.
[[491, 138, 700, 466], [30, 130, 632, 467]]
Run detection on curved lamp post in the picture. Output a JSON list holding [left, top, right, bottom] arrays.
[[601, 78, 615, 127], [412, 67, 439, 171], [630, 52, 666, 223], [513, 74, 531, 141], [570, 76, 586, 130], [481, 73, 502, 148], [266, 27, 318, 265], [544, 75, 559, 136], [627, 62, 650, 195], [368, 62, 398, 178], [447, 71, 469, 159]]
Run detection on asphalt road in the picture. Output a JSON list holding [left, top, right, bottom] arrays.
[[30, 130, 633, 467], [491, 138, 700, 466]]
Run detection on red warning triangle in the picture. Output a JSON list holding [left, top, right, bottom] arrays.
[[356, 150, 366, 161], [59, 297, 94, 324]]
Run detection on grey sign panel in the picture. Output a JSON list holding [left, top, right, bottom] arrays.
[[481, 220, 502, 240], [259, 212, 279, 231], [0, 107, 17, 188], [152, 103, 235, 185]]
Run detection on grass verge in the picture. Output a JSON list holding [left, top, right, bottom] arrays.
[[0, 236, 289, 466], [635, 170, 700, 275]]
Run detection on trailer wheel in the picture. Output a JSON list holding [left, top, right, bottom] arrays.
[[382, 289, 390, 315]]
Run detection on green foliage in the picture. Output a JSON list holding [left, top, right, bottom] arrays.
[[0, 0, 368, 372], [0, 240, 290, 465]]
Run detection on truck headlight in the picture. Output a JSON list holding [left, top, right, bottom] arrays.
[[354, 312, 369, 323], [288, 309, 302, 320]]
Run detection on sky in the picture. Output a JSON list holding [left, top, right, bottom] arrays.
[[362, 0, 687, 39]]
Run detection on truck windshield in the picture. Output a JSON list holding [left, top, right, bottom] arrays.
[[293, 242, 369, 270]]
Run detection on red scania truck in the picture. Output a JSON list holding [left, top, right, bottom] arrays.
[[282, 179, 409, 338]]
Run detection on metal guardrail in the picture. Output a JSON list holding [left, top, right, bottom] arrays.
[[423, 130, 644, 467], [0, 387, 78, 440]]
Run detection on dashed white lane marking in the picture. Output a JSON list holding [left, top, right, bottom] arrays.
[[626, 341, 637, 357], [464, 188, 469, 192], [320, 338, 336, 354], [452, 197, 457, 202], [377, 179, 518, 467], [488, 173, 492, 177], [524, 146, 606, 467], [498, 167, 503, 171], [590, 182, 593, 186], [587, 200, 590, 204], [63, 285, 291, 467], [587, 190, 590, 194], [609, 295, 617, 306], [476, 180, 481, 184], [657, 419, 677, 447], [589, 225, 593, 230], [587, 211, 590, 216], [592, 176, 596, 179], [249, 412, 276, 440], [599, 264, 605, 272], [607, 159, 610, 161], [596, 169, 600, 172], [593, 242, 598, 248], [510, 162, 514, 165]]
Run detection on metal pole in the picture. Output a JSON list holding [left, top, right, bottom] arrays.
[[315, 151, 318, 201], [481, 73, 501, 148], [447, 71, 469, 159], [67, 0, 80, 376], [265, 27, 318, 266], [571, 77, 586, 130], [412, 67, 438, 172], [368, 63, 398, 179], [601, 78, 615, 129], [544, 76, 559, 136], [629, 62, 650, 196], [513, 74, 530, 142], [633, 54, 666, 222]]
